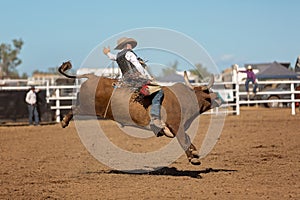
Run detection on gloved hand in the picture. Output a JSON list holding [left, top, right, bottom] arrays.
[[103, 46, 110, 55], [137, 57, 147, 68]]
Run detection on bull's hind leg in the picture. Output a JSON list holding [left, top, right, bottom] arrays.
[[61, 106, 80, 128], [61, 111, 73, 128]]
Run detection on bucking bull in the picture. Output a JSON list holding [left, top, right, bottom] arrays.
[[58, 61, 222, 165]]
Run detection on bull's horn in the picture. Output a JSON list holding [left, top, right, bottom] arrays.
[[184, 71, 194, 89], [207, 74, 214, 89]]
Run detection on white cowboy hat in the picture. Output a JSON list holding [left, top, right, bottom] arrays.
[[114, 37, 137, 50], [247, 65, 252, 70]]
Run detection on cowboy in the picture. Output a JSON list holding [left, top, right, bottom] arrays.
[[103, 37, 174, 138], [238, 65, 258, 94]]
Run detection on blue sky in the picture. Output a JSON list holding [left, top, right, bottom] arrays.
[[1, 0, 300, 76]]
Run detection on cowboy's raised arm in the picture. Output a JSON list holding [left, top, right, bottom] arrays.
[[103, 47, 117, 60]]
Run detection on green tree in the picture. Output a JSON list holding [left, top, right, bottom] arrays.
[[162, 60, 179, 76], [32, 66, 63, 75], [0, 39, 24, 78], [20, 72, 28, 79], [189, 63, 210, 80], [47, 67, 60, 75]]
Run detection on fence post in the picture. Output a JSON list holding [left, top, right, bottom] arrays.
[[55, 88, 60, 122], [232, 64, 240, 115], [46, 80, 50, 103], [291, 83, 295, 115]]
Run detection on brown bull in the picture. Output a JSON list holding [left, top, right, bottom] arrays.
[[58, 61, 221, 165]]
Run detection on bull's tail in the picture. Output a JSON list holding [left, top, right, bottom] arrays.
[[58, 61, 92, 79], [58, 61, 77, 78]]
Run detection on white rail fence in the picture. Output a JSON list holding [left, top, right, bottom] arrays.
[[215, 79, 300, 115], [236, 81, 300, 115], [46, 85, 79, 122], [0, 84, 79, 122], [1, 79, 300, 123]]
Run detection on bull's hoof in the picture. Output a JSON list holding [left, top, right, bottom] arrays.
[[190, 158, 201, 165], [61, 120, 68, 128], [191, 150, 200, 158]]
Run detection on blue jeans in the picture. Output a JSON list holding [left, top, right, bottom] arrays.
[[245, 79, 258, 93], [150, 89, 164, 118], [28, 104, 39, 125]]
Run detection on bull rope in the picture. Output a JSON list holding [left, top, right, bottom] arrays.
[[103, 87, 117, 118]]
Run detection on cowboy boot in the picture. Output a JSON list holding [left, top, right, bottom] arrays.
[[150, 116, 175, 138]]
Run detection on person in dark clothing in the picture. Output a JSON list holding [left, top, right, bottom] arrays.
[[238, 65, 258, 94]]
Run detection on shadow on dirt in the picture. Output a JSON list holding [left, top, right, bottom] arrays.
[[85, 167, 237, 179]]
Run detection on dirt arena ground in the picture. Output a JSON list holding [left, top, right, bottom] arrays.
[[1, 107, 299, 199]]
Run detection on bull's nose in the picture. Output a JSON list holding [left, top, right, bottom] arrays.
[[213, 99, 223, 107], [212, 94, 225, 107]]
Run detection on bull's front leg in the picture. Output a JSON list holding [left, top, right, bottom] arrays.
[[185, 143, 200, 165], [176, 128, 201, 165]]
